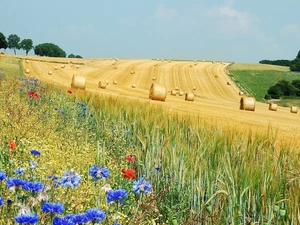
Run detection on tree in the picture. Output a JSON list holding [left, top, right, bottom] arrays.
[[290, 50, 300, 72], [0, 32, 8, 50], [291, 79, 300, 96], [68, 54, 83, 58], [267, 79, 297, 98], [34, 43, 66, 57], [20, 39, 33, 56], [7, 34, 20, 55]]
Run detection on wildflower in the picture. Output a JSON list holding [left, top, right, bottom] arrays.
[[16, 203, 31, 215], [6, 177, 24, 188], [27, 197, 39, 207], [14, 168, 26, 176], [22, 180, 44, 192], [0, 197, 4, 206], [89, 165, 110, 180], [14, 213, 39, 224], [0, 170, 6, 180], [107, 189, 128, 204], [9, 140, 16, 150], [125, 155, 135, 162], [72, 213, 89, 224], [28, 160, 38, 169], [37, 188, 49, 202], [86, 208, 106, 223], [53, 217, 74, 225], [67, 89, 72, 94], [7, 199, 13, 206], [57, 169, 81, 188], [53, 216, 75, 225], [101, 184, 112, 193], [133, 177, 152, 194], [41, 202, 64, 214], [112, 223, 121, 225], [155, 167, 161, 171], [121, 169, 136, 179], [30, 149, 40, 156], [54, 107, 58, 111]]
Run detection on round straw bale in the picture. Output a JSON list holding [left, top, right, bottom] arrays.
[[61, 65, 65, 68], [189, 65, 193, 68], [269, 103, 278, 111], [214, 75, 218, 78], [76, 65, 80, 69], [175, 87, 179, 91], [115, 58, 119, 61], [171, 90, 177, 96], [48, 71, 53, 75], [227, 81, 231, 85], [290, 106, 298, 113], [212, 61, 215, 63], [0, 52, 4, 55], [202, 60, 205, 62], [149, 83, 167, 102], [70, 64, 74, 67], [113, 80, 118, 85], [25, 69, 30, 74], [193, 86, 197, 91], [240, 97, 255, 111], [168, 60, 171, 63], [106, 80, 109, 85], [239, 91, 244, 96], [178, 91, 184, 96], [132, 84, 136, 88], [194, 63, 198, 66], [130, 71, 135, 74], [98, 81, 107, 89], [25, 60, 29, 63], [152, 77, 156, 81], [71, 75, 86, 90], [113, 66, 117, 70], [185, 93, 194, 101], [194, 60, 197, 62], [112, 62, 116, 65], [54, 66, 58, 70]]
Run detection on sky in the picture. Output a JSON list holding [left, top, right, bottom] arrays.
[[1, 0, 300, 63]]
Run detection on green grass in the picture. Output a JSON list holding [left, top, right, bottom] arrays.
[[1, 57, 300, 224], [229, 63, 300, 106]]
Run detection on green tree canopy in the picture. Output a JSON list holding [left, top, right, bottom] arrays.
[[68, 54, 83, 58], [34, 43, 66, 57], [267, 79, 300, 98], [0, 32, 8, 50], [20, 39, 34, 56], [290, 50, 300, 72], [7, 34, 20, 55]]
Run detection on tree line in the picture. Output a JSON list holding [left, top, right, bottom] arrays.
[[266, 79, 300, 99], [0, 32, 82, 58], [259, 50, 300, 72]]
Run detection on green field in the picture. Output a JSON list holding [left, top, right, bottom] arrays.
[[229, 63, 300, 106]]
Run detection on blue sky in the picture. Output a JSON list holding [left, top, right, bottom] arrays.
[[1, 0, 300, 63]]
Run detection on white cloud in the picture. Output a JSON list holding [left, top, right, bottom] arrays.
[[154, 4, 177, 21], [280, 24, 300, 38], [207, 0, 261, 37]]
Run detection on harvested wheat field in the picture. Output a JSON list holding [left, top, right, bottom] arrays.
[[12, 55, 300, 148]]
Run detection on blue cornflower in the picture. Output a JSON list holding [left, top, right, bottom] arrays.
[[7, 199, 13, 205], [41, 202, 64, 214], [6, 177, 24, 188], [155, 167, 161, 171], [14, 213, 39, 224], [107, 189, 128, 204], [53, 216, 75, 225], [0, 197, 4, 206], [54, 107, 58, 111], [82, 107, 87, 111], [14, 168, 25, 176], [72, 213, 89, 224], [133, 177, 152, 194], [57, 169, 81, 188], [112, 223, 121, 225], [86, 208, 106, 222], [30, 149, 40, 155], [0, 170, 6, 180], [22, 180, 44, 192], [89, 165, 110, 180]]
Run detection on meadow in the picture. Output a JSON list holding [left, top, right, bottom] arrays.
[[0, 56, 300, 225], [229, 63, 300, 106]]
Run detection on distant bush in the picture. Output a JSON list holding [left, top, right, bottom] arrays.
[[68, 54, 83, 58], [259, 59, 292, 67], [34, 43, 66, 57], [267, 79, 300, 98]]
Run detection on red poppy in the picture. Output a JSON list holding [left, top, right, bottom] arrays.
[[33, 93, 40, 100], [67, 89, 72, 94], [125, 156, 135, 162], [27, 91, 35, 97], [9, 140, 16, 150], [121, 169, 136, 179]]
